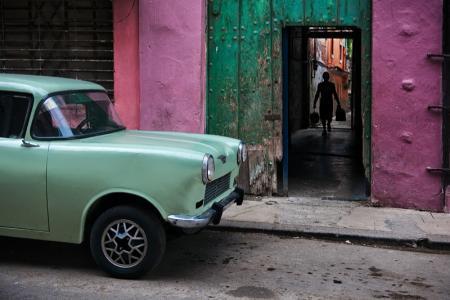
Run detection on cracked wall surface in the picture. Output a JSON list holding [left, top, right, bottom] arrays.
[[138, 0, 206, 133], [114, 0, 140, 129], [372, 0, 443, 211]]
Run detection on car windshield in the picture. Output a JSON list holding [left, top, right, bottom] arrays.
[[32, 91, 125, 139]]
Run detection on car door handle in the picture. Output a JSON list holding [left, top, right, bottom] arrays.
[[21, 139, 40, 148]]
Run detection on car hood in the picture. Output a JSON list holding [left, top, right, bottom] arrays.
[[80, 130, 240, 159]]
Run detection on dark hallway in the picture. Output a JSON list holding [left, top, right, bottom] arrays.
[[282, 27, 367, 201], [288, 128, 366, 200]]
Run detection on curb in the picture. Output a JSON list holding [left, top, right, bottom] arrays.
[[209, 221, 450, 251]]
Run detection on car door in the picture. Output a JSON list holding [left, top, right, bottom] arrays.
[[0, 92, 49, 231]]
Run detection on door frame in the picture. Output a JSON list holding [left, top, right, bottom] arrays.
[[442, 1, 450, 209], [206, 0, 372, 195], [281, 26, 364, 195]]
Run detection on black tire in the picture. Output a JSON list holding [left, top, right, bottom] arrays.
[[90, 205, 166, 279]]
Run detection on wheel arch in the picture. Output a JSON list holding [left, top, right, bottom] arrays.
[[80, 190, 167, 243]]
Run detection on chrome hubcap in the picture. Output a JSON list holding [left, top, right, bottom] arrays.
[[101, 219, 148, 268]]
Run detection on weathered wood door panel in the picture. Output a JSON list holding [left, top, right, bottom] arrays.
[[305, 0, 338, 22], [239, 0, 272, 143], [207, 0, 240, 137], [207, 0, 371, 195], [339, 0, 362, 24], [238, 1, 274, 193]]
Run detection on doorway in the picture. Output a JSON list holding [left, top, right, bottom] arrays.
[[281, 27, 368, 200]]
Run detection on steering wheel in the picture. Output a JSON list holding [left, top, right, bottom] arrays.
[[76, 118, 93, 133]]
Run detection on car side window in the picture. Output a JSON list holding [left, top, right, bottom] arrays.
[[0, 92, 31, 139], [33, 96, 89, 138], [33, 98, 65, 138]]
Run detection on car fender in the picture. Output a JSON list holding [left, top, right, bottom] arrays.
[[79, 188, 168, 243]]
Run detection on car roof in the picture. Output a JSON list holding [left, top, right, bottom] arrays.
[[0, 73, 105, 99]]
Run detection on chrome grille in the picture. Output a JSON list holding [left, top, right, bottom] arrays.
[[204, 173, 231, 205]]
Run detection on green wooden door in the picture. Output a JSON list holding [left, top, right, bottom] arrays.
[[207, 0, 371, 194]]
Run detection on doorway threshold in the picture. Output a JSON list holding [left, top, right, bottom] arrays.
[[321, 196, 368, 202]]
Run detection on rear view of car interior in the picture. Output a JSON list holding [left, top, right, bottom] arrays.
[[0, 93, 30, 138]]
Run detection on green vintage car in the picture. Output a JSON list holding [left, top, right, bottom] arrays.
[[0, 74, 245, 278]]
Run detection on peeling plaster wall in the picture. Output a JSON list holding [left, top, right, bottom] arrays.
[[113, 0, 140, 129], [138, 0, 206, 133], [372, 0, 443, 210]]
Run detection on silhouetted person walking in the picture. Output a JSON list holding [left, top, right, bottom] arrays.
[[313, 72, 341, 136]]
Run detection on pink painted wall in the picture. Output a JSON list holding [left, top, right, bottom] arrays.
[[372, 0, 443, 211], [138, 0, 206, 133], [113, 0, 140, 129]]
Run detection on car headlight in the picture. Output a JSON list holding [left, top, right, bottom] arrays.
[[237, 142, 247, 164], [202, 154, 215, 184]]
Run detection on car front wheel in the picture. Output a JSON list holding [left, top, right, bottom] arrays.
[[90, 205, 166, 279]]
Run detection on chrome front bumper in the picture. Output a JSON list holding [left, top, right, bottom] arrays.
[[167, 188, 244, 229]]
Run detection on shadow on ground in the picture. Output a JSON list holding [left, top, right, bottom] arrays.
[[0, 232, 240, 280], [289, 128, 366, 200]]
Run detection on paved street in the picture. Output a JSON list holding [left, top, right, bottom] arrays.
[[0, 231, 449, 300]]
